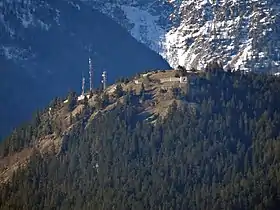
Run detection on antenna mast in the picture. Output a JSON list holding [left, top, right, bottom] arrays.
[[89, 57, 93, 91], [101, 71, 107, 90], [82, 75, 85, 96]]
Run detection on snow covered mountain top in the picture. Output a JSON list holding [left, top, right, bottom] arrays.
[[1, 0, 280, 73], [87, 0, 280, 73]]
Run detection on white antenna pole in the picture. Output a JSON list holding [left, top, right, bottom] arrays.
[[82, 75, 85, 96], [89, 57, 93, 91], [101, 71, 107, 90]]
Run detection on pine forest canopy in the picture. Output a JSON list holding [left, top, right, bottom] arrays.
[[1, 66, 280, 209]]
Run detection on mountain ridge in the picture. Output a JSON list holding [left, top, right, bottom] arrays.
[[84, 0, 280, 72], [1, 66, 280, 209], [2, 0, 280, 73], [0, 68, 191, 183], [0, 0, 169, 137]]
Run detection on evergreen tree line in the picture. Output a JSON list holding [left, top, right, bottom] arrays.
[[1, 69, 280, 209]]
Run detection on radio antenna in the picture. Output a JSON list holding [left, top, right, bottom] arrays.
[[101, 71, 107, 90], [89, 57, 93, 91], [82, 74, 85, 96]]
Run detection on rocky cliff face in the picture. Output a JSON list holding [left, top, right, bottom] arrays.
[[86, 0, 280, 73], [3, 0, 280, 75]]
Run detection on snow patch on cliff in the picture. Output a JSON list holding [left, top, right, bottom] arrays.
[[121, 5, 166, 55]]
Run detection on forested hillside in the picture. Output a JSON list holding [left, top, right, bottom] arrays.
[[1, 67, 280, 210]]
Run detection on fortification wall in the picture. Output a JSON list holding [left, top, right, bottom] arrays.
[[160, 77, 180, 83]]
